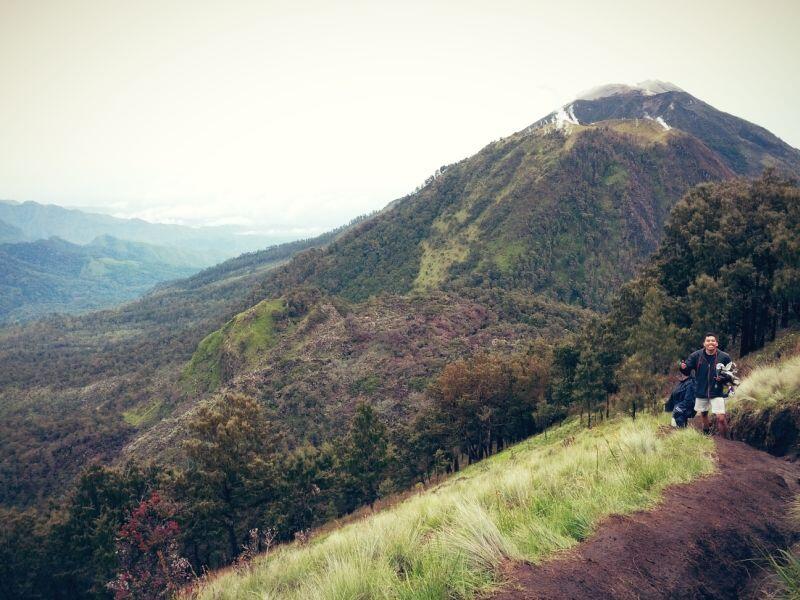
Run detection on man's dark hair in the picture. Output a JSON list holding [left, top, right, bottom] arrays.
[[703, 332, 718, 341]]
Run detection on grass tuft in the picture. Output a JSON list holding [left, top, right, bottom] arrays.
[[732, 355, 800, 410], [764, 548, 800, 599]]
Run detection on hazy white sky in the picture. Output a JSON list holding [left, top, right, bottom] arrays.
[[1, 0, 798, 234]]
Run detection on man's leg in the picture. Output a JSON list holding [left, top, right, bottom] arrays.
[[716, 414, 728, 437], [711, 398, 728, 438], [694, 399, 712, 433], [700, 411, 710, 433]]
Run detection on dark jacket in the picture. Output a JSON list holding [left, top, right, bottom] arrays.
[[666, 378, 696, 428], [684, 349, 732, 399]]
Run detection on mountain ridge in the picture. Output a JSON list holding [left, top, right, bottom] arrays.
[[0, 200, 294, 267], [255, 117, 735, 308], [0, 235, 208, 323]]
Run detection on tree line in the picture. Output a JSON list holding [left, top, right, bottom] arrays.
[[551, 171, 800, 422]]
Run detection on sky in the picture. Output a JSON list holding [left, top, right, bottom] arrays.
[[1, 0, 798, 236]]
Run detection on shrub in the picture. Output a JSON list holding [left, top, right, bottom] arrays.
[[107, 492, 193, 600]]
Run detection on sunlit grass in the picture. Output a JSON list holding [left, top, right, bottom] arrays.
[[194, 415, 715, 599], [730, 355, 800, 411], [122, 398, 164, 427]]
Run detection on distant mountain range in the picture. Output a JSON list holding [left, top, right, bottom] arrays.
[[0, 235, 205, 322], [2, 81, 799, 509], [0, 200, 301, 321], [0, 200, 293, 265]]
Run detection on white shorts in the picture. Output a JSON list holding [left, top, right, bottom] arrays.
[[695, 397, 726, 415]]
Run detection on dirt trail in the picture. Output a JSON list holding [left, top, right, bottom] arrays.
[[493, 438, 800, 600]]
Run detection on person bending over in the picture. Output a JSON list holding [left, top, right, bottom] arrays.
[[667, 362, 696, 428]]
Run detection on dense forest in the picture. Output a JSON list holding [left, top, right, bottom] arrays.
[[1, 173, 797, 599], [552, 172, 800, 422]]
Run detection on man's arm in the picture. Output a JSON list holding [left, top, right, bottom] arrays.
[[681, 350, 698, 372]]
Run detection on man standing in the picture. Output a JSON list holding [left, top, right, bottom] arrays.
[[681, 333, 732, 436]]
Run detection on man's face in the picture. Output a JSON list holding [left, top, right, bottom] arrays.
[[703, 336, 718, 353]]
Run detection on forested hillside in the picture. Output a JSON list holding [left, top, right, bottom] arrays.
[[0, 223, 359, 506], [126, 115, 743, 460], [0, 235, 203, 322], [258, 119, 733, 308]]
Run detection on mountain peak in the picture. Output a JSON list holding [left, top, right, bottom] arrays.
[[575, 80, 684, 102], [527, 81, 800, 176]]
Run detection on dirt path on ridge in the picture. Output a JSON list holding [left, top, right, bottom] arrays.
[[492, 437, 800, 600]]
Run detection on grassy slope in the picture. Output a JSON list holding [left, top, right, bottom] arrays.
[[728, 328, 800, 415], [195, 414, 714, 600], [733, 354, 800, 410], [182, 298, 286, 393]]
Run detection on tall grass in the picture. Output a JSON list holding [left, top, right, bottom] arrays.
[[194, 415, 714, 600], [731, 355, 800, 410], [761, 548, 800, 600], [761, 497, 800, 600]]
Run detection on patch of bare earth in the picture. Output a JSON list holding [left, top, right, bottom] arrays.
[[492, 438, 800, 600]]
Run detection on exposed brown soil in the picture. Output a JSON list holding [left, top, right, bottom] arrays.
[[730, 404, 800, 459], [492, 437, 800, 600]]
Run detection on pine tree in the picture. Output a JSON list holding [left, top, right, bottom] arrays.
[[573, 349, 605, 427], [270, 444, 335, 538], [339, 403, 390, 512], [177, 392, 279, 568], [49, 463, 158, 599], [617, 286, 684, 412]]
